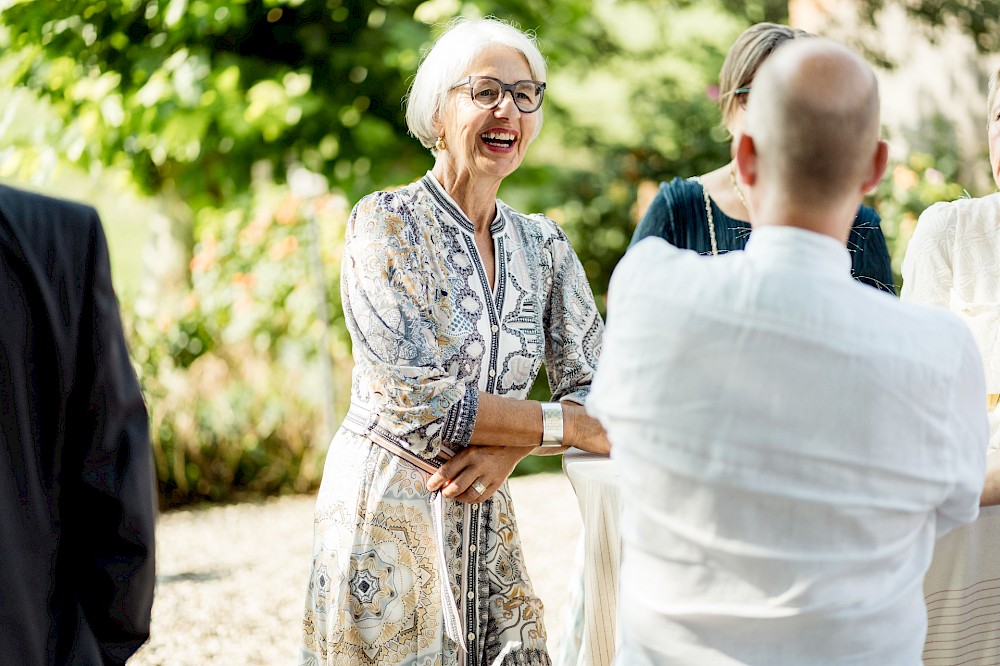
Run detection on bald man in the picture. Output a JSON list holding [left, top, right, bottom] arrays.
[[589, 40, 988, 665]]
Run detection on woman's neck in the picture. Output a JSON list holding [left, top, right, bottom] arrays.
[[432, 162, 500, 233], [700, 161, 751, 222]]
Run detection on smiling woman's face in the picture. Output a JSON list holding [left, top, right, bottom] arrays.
[[434, 45, 540, 185]]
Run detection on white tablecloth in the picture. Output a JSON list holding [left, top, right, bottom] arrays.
[[923, 504, 1000, 665], [558, 451, 621, 666]]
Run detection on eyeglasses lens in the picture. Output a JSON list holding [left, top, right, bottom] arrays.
[[470, 78, 543, 113]]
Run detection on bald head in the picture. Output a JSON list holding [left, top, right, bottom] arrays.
[[742, 39, 883, 214]]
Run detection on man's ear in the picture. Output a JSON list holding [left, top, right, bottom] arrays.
[[735, 133, 758, 187], [861, 140, 889, 194]]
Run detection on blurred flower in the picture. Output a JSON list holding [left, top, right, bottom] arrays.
[[270, 235, 299, 260], [157, 313, 174, 333], [314, 192, 349, 214], [275, 194, 301, 225], [240, 214, 272, 245], [924, 168, 945, 185], [234, 290, 255, 317], [190, 237, 218, 273], [232, 272, 256, 290], [892, 165, 918, 189], [182, 293, 200, 313], [706, 85, 719, 101]]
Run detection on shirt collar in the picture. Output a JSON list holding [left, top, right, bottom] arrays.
[[420, 171, 506, 236], [744, 225, 852, 280]]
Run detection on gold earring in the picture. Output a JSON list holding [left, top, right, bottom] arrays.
[[434, 137, 447, 152]]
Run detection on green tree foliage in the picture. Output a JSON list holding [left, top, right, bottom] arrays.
[[508, 2, 749, 298], [0, 0, 763, 292], [2, 0, 430, 207], [0, 0, 773, 501], [856, 0, 1000, 54]]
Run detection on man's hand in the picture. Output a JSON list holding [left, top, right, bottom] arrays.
[[562, 401, 612, 455]]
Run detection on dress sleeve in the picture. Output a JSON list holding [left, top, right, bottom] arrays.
[[848, 205, 895, 294], [629, 182, 677, 249], [541, 222, 605, 405], [64, 210, 156, 665], [900, 203, 954, 307], [343, 193, 477, 457]]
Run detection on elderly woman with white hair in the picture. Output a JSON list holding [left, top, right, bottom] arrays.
[[300, 17, 609, 666], [901, 65, 1000, 665]]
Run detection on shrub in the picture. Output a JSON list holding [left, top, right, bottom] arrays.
[[124, 176, 352, 506]]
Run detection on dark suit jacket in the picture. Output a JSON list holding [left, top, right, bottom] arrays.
[[0, 184, 155, 665]]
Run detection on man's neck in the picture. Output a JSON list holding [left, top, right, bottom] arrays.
[[751, 192, 860, 246]]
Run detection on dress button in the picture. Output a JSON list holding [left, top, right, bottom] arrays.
[[468, 591, 475, 600], [491, 324, 499, 333], [488, 368, 496, 377], [469, 544, 477, 553], [468, 632, 476, 642]]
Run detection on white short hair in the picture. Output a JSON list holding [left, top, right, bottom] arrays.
[[405, 17, 547, 152], [989, 66, 1000, 119]]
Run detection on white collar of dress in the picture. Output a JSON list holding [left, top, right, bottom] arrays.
[[420, 171, 507, 237]]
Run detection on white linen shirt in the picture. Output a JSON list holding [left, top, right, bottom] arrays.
[[589, 226, 987, 666]]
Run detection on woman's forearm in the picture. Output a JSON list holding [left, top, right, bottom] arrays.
[[468, 391, 542, 447], [469, 392, 610, 454]]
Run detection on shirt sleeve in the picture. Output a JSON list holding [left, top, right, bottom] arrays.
[[343, 192, 477, 457], [587, 237, 666, 428], [936, 323, 989, 537], [541, 221, 605, 405], [64, 210, 156, 666], [900, 202, 954, 307], [848, 206, 895, 294]]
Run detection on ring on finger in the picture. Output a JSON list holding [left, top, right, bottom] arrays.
[[472, 480, 487, 495]]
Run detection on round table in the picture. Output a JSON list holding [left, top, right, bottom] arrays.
[[559, 450, 622, 666]]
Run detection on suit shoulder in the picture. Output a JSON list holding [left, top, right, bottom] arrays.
[[0, 183, 97, 220], [0, 183, 100, 247]]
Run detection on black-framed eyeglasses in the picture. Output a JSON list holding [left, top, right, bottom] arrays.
[[449, 75, 546, 113]]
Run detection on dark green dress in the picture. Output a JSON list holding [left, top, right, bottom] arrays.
[[631, 177, 896, 294]]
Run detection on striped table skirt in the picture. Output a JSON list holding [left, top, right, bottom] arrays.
[[923, 504, 1000, 666]]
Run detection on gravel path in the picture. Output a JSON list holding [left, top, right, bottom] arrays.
[[131, 472, 583, 665]]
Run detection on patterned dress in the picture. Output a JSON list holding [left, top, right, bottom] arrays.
[[300, 172, 604, 666]]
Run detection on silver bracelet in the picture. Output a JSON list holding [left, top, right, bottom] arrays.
[[539, 402, 564, 447]]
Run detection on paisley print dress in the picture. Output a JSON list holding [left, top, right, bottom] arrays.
[[300, 172, 604, 666]]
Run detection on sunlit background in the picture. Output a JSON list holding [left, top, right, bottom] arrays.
[[0, 0, 997, 506]]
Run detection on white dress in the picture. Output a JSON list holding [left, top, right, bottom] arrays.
[[299, 172, 604, 666], [902, 193, 1000, 666]]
